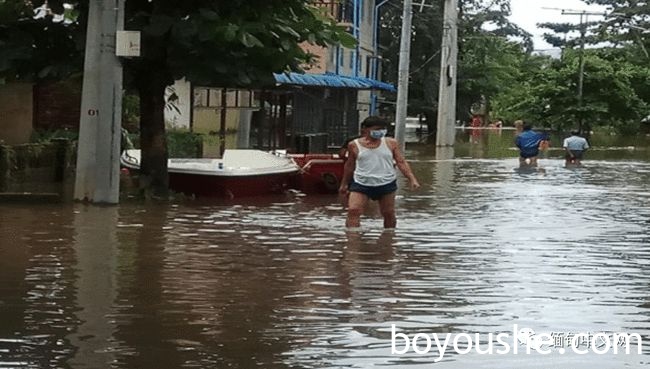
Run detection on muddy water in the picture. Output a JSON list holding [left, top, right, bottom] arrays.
[[1, 131, 650, 368]]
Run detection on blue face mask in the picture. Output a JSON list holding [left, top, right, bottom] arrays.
[[369, 129, 387, 139]]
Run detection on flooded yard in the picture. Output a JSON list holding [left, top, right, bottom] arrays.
[[1, 130, 650, 368]]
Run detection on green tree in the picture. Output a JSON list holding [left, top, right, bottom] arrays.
[[586, 0, 650, 60], [379, 0, 530, 132], [492, 48, 649, 133], [517, 0, 650, 133], [0, 0, 85, 83]]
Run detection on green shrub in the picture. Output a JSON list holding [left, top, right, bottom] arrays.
[[30, 129, 78, 143], [127, 130, 203, 158], [167, 130, 203, 158]]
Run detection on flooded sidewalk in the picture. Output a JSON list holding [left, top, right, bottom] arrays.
[[1, 144, 650, 367]]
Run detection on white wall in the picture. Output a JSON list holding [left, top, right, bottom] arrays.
[[164, 79, 191, 129]]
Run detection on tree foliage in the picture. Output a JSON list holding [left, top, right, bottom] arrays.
[[492, 0, 649, 133], [379, 0, 531, 128], [124, 0, 356, 88], [0, 0, 84, 83], [587, 0, 650, 49]]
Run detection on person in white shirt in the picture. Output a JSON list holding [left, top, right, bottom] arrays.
[[563, 130, 590, 166], [339, 116, 420, 228]]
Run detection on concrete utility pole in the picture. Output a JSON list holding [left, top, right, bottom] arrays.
[[75, 0, 124, 204], [436, 0, 458, 147], [556, 9, 609, 133], [394, 0, 413, 152], [561, 10, 591, 132], [577, 13, 586, 133]]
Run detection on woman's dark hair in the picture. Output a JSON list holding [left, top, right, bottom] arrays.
[[361, 116, 388, 128]]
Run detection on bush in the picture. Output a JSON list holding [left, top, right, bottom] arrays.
[[614, 121, 641, 135], [30, 129, 78, 143], [127, 130, 203, 158], [167, 130, 203, 158]]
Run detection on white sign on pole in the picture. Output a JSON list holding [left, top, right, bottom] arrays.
[[116, 31, 141, 57]]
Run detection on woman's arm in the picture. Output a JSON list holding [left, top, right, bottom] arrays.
[[388, 138, 420, 190], [339, 142, 357, 194]]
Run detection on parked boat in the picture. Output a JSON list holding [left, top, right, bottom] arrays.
[[120, 149, 300, 197], [289, 153, 345, 194]]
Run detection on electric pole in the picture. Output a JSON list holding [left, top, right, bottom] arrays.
[[555, 9, 609, 133], [394, 0, 413, 151], [578, 13, 586, 133], [75, 0, 124, 204], [436, 0, 458, 147], [561, 10, 592, 133]]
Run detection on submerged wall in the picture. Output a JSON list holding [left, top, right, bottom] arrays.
[[0, 139, 75, 196]]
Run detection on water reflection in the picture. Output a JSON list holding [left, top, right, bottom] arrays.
[[0, 205, 77, 368], [68, 206, 119, 368], [1, 133, 650, 368]]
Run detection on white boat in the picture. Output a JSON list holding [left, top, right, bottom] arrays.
[[120, 149, 300, 197]]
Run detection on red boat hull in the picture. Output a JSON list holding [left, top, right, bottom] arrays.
[[169, 172, 297, 198], [290, 154, 345, 194]]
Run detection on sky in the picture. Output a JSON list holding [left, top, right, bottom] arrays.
[[508, 0, 608, 50]]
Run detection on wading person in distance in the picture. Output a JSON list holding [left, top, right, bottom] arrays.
[[515, 123, 544, 166], [339, 116, 420, 228], [563, 129, 590, 166]]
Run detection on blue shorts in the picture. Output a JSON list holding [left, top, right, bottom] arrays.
[[520, 149, 539, 159], [349, 180, 397, 201]]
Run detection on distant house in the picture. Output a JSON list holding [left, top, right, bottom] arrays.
[[272, 0, 395, 150], [0, 83, 34, 145], [0, 79, 84, 145]]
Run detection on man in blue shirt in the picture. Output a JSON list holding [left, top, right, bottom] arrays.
[[515, 123, 544, 166], [563, 129, 590, 165]]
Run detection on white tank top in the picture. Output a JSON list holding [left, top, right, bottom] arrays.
[[353, 138, 397, 186]]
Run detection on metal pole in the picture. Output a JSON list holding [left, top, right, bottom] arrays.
[[353, 0, 359, 78], [394, 0, 413, 151], [577, 13, 586, 133], [220, 89, 227, 156], [559, 10, 607, 132], [436, 0, 458, 147], [371, 0, 390, 115]]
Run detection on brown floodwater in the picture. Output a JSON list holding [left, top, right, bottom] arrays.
[[2, 130, 650, 368]]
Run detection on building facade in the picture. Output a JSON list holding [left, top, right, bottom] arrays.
[[274, 0, 393, 149]]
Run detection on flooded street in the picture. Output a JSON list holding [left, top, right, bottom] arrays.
[[2, 131, 650, 368]]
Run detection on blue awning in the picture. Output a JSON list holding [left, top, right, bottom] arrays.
[[273, 72, 396, 92]]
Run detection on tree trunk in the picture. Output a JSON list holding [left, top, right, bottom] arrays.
[[137, 71, 169, 197]]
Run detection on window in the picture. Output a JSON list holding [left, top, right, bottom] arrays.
[[193, 88, 209, 107], [359, 0, 363, 22], [358, 54, 363, 74], [366, 55, 372, 78], [193, 88, 260, 108]]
